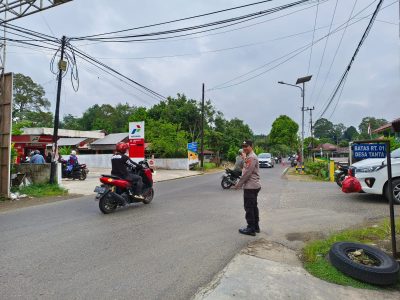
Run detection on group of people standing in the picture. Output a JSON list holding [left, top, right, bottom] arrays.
[[20, 150, 79, 169]]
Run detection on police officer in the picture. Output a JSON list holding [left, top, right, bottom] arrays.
[[111, 142, 143, 199], [235, 140, 261, 236]]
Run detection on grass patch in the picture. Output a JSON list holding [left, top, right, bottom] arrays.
[[12, 183, 68, 198], [194, 162, 220, 171], [302, 218, 400, 290]]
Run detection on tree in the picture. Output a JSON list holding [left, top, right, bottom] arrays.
[[358, 117, 388, 139], [146, 119, 188, 158], [343, 126, 358, 142], [313, 118, 334, 141], [269, 144, 291, 157], [61, 114, 81, 130], [147, 94, 217, 141], [332, 123, 346, 145], [220, 118, 254, 154], [13, 73, 52, 125], [269, 115, 299, 151], [63, 103, 138, 133]]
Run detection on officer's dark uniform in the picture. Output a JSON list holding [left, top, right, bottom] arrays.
[[111, 153, 143, 194]]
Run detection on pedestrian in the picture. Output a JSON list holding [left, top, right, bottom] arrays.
[[235, 140, 261, 236], [45, 152, 52, 163], [30, 150, 45, 164]]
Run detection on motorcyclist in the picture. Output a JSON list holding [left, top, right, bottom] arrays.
[[232, 149, 244, 177], [66, 150, 79, 174], [111, 142, 143, 199]]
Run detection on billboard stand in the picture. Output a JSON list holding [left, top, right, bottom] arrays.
[[129, 122, 145, 163]]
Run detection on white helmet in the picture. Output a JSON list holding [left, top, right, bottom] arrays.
[[71, 150, 77, 155]]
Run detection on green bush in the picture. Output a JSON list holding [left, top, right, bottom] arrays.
[[59, 146, 72, 156], [389, 136, 400, 151], [227, 145, 239, 162], [305, 160, 329, 180]]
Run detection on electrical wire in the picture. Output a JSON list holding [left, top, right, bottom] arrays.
[[71, 0, 318, 42], [317, 0, 384, 119], [307, 0, 320, 74], [75, 56, 158, 106], [76, 0, 277, 39], [70, 45, 166, 100], [74, 0, 327, 47], [308, 0, 339, 102], [208, 0, 392, 91], [313, 0, 359, 107], [91, 23, 337, 61]]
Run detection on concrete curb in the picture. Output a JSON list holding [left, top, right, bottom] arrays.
[[154, 172, 204, 183]]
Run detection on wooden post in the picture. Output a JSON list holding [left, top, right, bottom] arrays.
[[0, 73, 13, 198]]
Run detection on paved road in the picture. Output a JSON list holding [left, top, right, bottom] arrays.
[[1, 166, 398, 300]]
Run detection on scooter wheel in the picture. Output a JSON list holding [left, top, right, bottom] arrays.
[[221, 177, 232, 189]]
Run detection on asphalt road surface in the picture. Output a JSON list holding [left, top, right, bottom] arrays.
[[1, 166, 398, 300]]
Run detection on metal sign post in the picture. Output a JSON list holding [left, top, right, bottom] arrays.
[[353, 139, 397, 258]]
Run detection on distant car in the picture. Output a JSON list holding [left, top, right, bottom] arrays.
[[352, 148, 400, 204], [258, 153, 274, 168]]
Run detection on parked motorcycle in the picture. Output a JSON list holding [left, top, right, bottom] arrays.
[[289, 155, 298, 167], [94, 161, 154, 214], [334, 164, 349, 187], [221, 168, 241, 189], [60, 159, 89, 180]]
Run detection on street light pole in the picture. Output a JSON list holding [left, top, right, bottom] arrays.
[[278, 75, 312, 171], [301, 82, 305, 168]]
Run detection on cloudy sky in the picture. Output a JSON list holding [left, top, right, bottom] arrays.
[[5, 0, 399, 134]]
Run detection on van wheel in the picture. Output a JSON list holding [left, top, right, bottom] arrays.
[[385, 178, 400, 205]]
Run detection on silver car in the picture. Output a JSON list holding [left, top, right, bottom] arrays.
[[258, 153, 274, 168]]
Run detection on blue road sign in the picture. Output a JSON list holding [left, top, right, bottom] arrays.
[[187, 142, 198, 153], [353, 143, 387, 159]]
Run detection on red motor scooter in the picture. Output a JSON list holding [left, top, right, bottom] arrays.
[[94, 161, 154, 214]]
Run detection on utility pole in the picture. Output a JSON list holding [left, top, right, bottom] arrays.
[[50, 35, 67, 184], [278, 75, 312, 172], [200, 83, 205, 169], [301, 82, 305, 167]]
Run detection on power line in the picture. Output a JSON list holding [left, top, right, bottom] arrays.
[[307, 0, 320, 74], [74, 0, 327, 47], [71, 45, 166, 100], [71, 55, 156, 106], [76, 0, 277, 39], [313, 0, 359, 107], [317, 0, 384, 119], [208, 0, 393, 91], [308, 0, 339, 103], [71, 0, 318, 42], [91, 23, 337, 61]]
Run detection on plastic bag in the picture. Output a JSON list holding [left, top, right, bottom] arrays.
[[342, 176, 362, 193]]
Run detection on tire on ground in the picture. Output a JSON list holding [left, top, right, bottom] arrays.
[[329, 242, 399, 286]]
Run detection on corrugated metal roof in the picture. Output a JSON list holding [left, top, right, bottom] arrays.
[[57, 137, 87, 146], [90, 133, 128, 145], [21, 127, 105, 139]]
